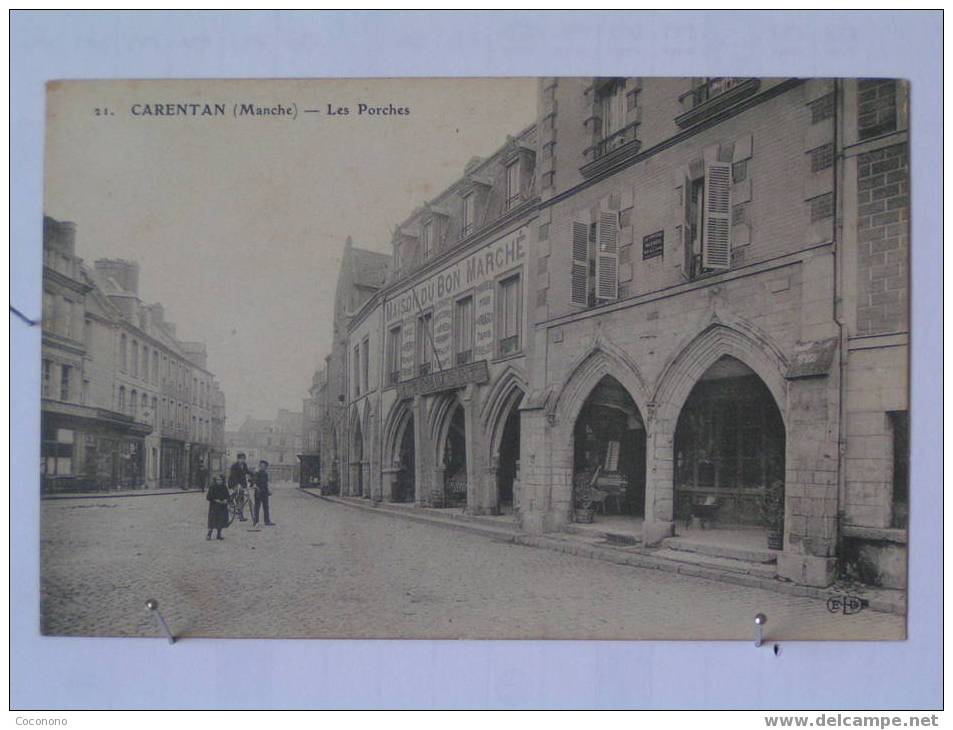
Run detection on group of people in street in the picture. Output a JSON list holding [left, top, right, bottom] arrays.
[[205, 452, 275, 540]]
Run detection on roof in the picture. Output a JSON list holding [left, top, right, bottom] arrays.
[[351, 246, 391, 289]]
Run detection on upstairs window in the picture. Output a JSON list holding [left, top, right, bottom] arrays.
[[131, 341, 139, 377], [570, 211, 620, 307], [352, 345, 361, 397], [60, 365, 71, 402], [417, 312, 434, 376], [119, 334, 127, 373], [461, 193, 475, 238], [505, 160, 521, 211], [598, 78, 627, 142], [497, 274, 522, 356], [454, 296, 474, 366], [42, 360, 53, 398], [421, 219, 433, 259], [386, 325, 402, 385], [681, 161, 732, 279], [361, 338, 370, 394]]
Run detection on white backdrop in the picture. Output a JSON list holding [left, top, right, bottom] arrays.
[[10, 10, 943, 710]]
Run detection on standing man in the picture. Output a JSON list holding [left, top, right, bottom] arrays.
[[227, 452, 251, 522], [252, 459, 275, 527]]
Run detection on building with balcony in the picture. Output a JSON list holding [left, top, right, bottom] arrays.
[[515, 76, 909, 589], [311, 77, 910, 593]]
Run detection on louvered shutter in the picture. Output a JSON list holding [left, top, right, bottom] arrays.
[[681, 174, 694, 274], [595, 210, 619, 300], [570, 219, 590, 306], [702, 161, 732, 270]]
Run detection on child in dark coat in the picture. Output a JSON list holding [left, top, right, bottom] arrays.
[[206, 475, 230, 540]]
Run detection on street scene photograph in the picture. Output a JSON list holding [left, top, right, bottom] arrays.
[[39, 76, 910, 640]]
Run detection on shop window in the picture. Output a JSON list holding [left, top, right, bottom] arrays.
[[60, 365, 72, 402], [454, 296, 474, 365], [386, 325, 402, 385], [42, 425, 74, 477], [674, 360, 785, 526], [417, 311, 434, 376], [889, 410, 909, 529], [497, 274, 522, 356]]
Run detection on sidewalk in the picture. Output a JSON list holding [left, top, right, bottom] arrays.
[[42, 487, 204, 500], [302, 489, 906, 617]]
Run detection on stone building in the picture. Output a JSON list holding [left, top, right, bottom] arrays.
[[336, 125, 538, 514], [41, 216, 225, 492], [226, 409, 304, 482], [514, 76, 908, 588], [313, 77, 909, 591], [319, 237, 391, 494]]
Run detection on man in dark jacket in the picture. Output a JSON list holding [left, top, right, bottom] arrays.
[[227, 453, 250, 522], [252, 460, 275, 527]]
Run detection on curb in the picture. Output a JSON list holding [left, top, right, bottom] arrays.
[[300, 489, 906, 617], [299, 489, 521, 541], [42, 489, 204, 501]]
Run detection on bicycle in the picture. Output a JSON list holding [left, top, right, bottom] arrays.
[[227, 485, 253, 525]]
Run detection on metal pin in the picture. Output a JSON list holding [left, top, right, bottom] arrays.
[[754, 613, 767, 647], [145, 598, 175, 644]]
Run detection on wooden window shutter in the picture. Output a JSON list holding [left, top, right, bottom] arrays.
[[570, 219, 590, 306], [681, 174, 694, 274], [702, 161, 732, 270], [595, 210, 619, 300]]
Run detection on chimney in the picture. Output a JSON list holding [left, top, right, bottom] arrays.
[[94, 258, 140, 295]]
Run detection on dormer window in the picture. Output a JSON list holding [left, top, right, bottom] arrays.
[[461, 193, 475, 238], [505, 159, 521, 211], [422, 219, 434, 259]]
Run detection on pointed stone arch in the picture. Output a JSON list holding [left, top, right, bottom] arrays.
[[382, 398, 414, 468], [551, 338, 650, 429], [480, 365, 528, 459], [652, 321, 789, 429]]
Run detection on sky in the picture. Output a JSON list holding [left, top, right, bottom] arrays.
[[44, 78, 537, 429]]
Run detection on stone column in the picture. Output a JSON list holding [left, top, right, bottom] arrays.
[[642, 409, 675, 546], [361, 460, 372, 500], [413, 396, 432, 507], [517, 409, 560, 534], [777, 374, 840, 587], [381, 467, 401, 502], [483, 462, 501, 515]]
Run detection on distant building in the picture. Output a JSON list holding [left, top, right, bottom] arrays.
[[41, 216, 225, 492], [226, 409, 304, 482], [298, 368, 324, 488], [319, 236, 391, 494]]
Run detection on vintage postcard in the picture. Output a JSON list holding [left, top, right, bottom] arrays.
[[40, 77, 909, 640]]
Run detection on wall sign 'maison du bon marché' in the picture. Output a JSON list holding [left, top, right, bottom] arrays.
[[384, 226, 527, 325]]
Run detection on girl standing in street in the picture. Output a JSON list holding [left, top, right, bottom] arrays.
[[206, 475, 230, 540]]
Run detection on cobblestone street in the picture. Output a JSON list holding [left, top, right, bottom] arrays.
[[40, 484, 905, 640]]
